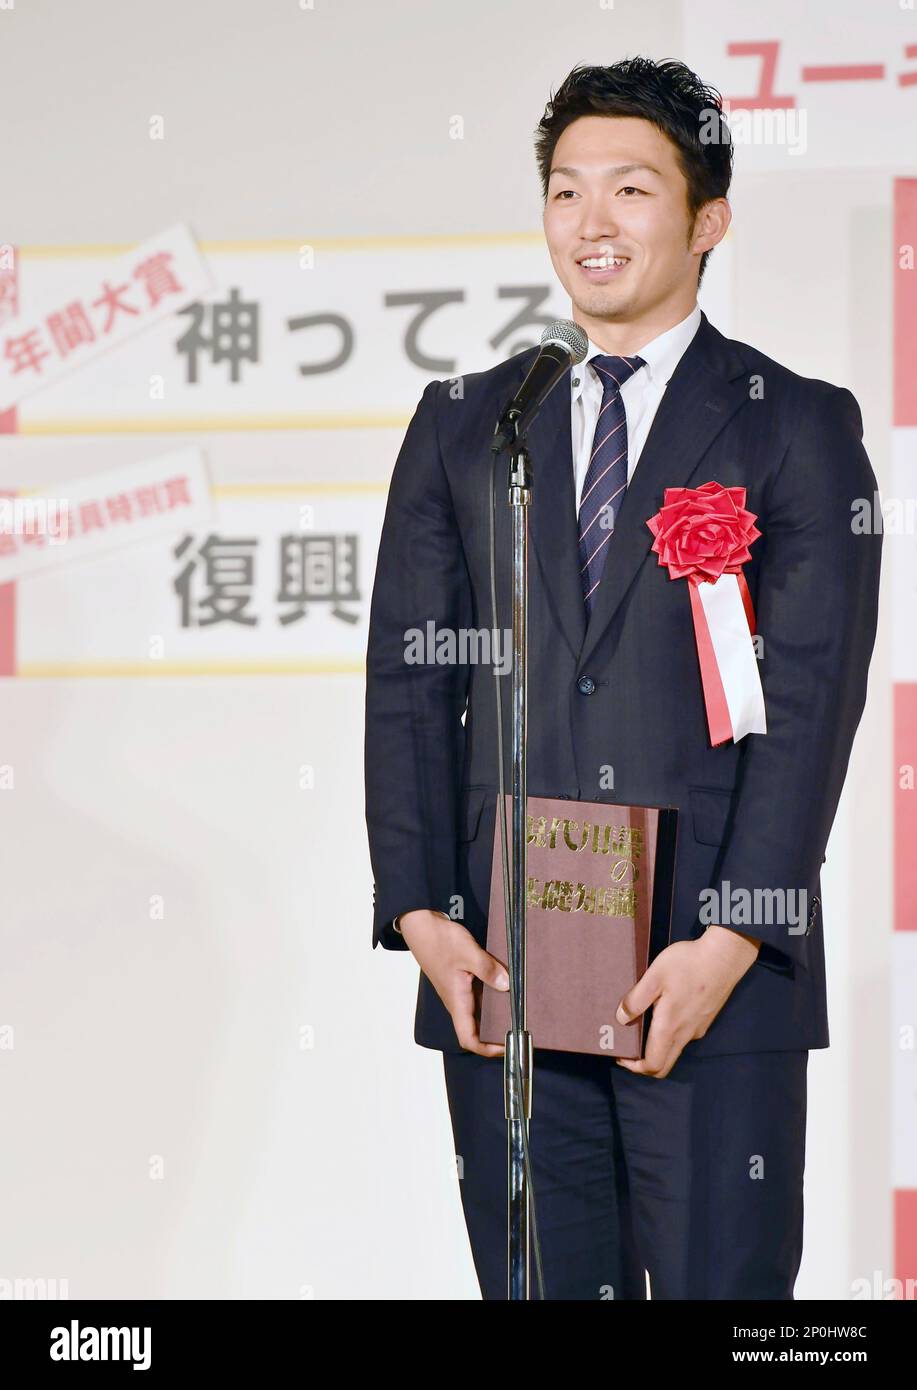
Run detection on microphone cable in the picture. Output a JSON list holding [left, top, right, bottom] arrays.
[[488, 429, 547, 1302]]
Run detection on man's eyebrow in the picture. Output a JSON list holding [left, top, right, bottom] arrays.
[[548, 162, 663, 180]]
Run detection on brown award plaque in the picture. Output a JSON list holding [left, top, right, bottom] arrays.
[[478, 794, 678, 1059]]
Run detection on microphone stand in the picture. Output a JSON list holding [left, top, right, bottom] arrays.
[[491, 327, 585, 1299], [505, 422, 533, 1301]]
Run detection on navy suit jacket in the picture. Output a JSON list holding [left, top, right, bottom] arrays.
[[364, 311, 882, 1057]]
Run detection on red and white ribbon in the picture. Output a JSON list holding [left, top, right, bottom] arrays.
[[687, 571, 766, 746], [645, 482, 766, 747]]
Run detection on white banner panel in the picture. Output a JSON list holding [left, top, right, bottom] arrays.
[[0, 223, 213, 412], [6, 234, 733, 434], [0, 447, 213, 583], [685, 0, 917, 171], [14, 482, 384, 673]]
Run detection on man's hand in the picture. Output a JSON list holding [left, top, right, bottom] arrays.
[[399, 910, 509, 1057], [614, 926, 761, 1079]]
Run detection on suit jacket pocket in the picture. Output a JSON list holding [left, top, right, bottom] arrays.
[[688, 785, 736, 846], [459, 785, 492, 842]]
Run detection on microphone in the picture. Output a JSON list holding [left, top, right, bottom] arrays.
[[491, 319, 589, 453]]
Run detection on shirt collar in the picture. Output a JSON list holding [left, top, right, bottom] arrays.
[[571, 302, 702, 403]]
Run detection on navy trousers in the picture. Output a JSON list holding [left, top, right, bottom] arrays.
[[442, 1046, 808, 1300]]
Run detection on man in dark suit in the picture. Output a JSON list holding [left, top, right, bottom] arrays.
[[364, 58, 882, 1299]]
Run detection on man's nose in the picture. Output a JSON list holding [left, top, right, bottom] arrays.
[[578, 204, 622, 242]]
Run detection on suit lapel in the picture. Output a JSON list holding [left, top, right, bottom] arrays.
[[576, 313, 750, 670], [500, 312, 751, 668], [522, 366, 587, 661]]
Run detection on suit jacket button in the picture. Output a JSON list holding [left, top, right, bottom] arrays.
[[577, 675, 596, 696]]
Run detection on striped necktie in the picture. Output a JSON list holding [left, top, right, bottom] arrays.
[[578, 353, 646, 613]]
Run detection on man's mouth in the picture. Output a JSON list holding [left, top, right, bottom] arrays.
[[576, 253, 631, 281]]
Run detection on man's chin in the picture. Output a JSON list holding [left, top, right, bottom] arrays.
[[571, 289, 638, 322]]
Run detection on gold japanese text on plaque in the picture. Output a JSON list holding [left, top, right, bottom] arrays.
[[524, 814, 643, 919]]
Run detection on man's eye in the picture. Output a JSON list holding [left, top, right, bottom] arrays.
[[618, 186, 644, 196], [555, 190, 577, 200]]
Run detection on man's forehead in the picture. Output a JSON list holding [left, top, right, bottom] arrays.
[[551, 118, 676, 171]]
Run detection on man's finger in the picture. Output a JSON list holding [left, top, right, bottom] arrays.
[[617, 1044, 682, 1078], [452, 974, 505, 1057], [463, 1038, 506, 1058], [453, 1016, 505, 1057], [616, 1007, 669, 1073], [467, 944, 510, 991], [617, 1015, 685, 1077], [616, 961, 663, 1026]]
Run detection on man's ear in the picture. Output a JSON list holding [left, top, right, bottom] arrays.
[[690, 198, 731, 257]]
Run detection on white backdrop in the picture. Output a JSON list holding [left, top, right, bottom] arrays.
[[0, 0, 900, 1300]]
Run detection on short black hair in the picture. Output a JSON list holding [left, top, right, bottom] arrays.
[[535, 58, 733, 284]]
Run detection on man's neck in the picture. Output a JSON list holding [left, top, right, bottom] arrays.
[[576, 298, 698, 357]]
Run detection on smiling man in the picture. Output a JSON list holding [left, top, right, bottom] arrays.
[[544, 110, 728, 349], [364, 59, 882, 1299]]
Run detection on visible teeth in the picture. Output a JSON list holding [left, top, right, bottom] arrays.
[[581, 257, 628, 268]]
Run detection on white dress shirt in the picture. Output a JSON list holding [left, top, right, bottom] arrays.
[[571, 302, 702, 513]]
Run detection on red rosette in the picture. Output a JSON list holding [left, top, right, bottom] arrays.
[[646, 483, 763, 744], [646, 480, 761, 584]]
